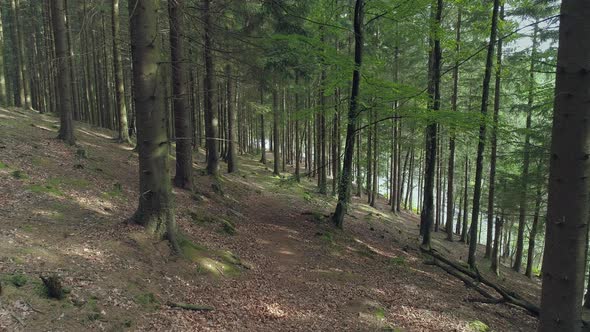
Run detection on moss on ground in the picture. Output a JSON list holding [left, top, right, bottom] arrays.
[[468, 320, 489, 332], [11, 170, 28, 179], [102, 182, 123, 198], [27, 184, 65, 196], [179, 237, 242, 277]]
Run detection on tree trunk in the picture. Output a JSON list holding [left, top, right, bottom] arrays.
[[391, 117, 398, 212], [525, 179, 542, 278], [445, 9, 461, 241], [371, 116, 378, 207], [168, 0, 193, 188], [460, 155, 469, 243], [333, 0, 364, 229], [468, 0, 500, 268], [9, 0, 23, 107], [272, 86, 280, 176], [202, 0, 218, 176], [226, 64, 237, 173], [112, 0, 130, 143], [366, 111, 373, 203], [0, 10, 7, 105], [295, 72, 301, 181], [538, 2, 590, 330], [259, 84, 266, 164], [50, 0, 75, 145], [332, 87, 340, 195], [319, 47, 327, 193], [514, 23, 539, 273], [435, 132, 442, 231], [420, 0, 442, 248], [491, 213, 504, 275], [405, 147, 415, 209], [129, 0, 179, 252], [489, 5, 504, 264], [355, 121, 362, 197]]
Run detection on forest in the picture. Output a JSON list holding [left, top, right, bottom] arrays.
[[0, 0, 588, 331]]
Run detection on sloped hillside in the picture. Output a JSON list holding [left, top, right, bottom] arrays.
[[0, 108, 538, 331]]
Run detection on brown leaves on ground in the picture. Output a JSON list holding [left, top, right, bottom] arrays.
[[0, 108, 537, 331]]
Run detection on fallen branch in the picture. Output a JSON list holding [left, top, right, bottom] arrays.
[[25, 301, 45, 314], [421, 247, 540, 316], [167, 302, 214, 311], [431, 259, 495, 300]]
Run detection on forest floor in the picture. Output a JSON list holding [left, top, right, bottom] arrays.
[[0, 107, 542, 331]]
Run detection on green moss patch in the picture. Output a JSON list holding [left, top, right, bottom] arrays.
[[11, 170, 28, 179], [179, 238, 242, 277], [27, 184, 65, 196], [4, 273, 28, 287], [220, 219, 236, 235], [103, 182, 123, 198], [47, 177, 90, 189], [468, 320, 489, 332]]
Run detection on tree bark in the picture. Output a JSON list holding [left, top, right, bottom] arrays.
[[366, 111, 373, 203], [489, 5, 504, 266], [525, 179, 542, 278], [332, 0, 363, 229], [318, 31, 327, 194], [371, 115, 378, 207], [0, 10, 7, 105], [8, 0, 23, 107], [445, 9, 461, 241], [514, 23, 539, 273], [50, 0, 75, 145], [486, 6, 504, 259], [112, 0, 130, 143], [129, 0, 179, 252], [468, 0, 500, 268], [202, 0, 218, 176], [491, 213, 504, 275], [538, 2, 590, 329], [226, 64, 237, 173], [420, 0, 442, 248], [460, 155, 469, 242], [169, 0, 193, 188], [295, 72, 301, 181], [272, 86, 280, 176], [259, 83, 266, 164]]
